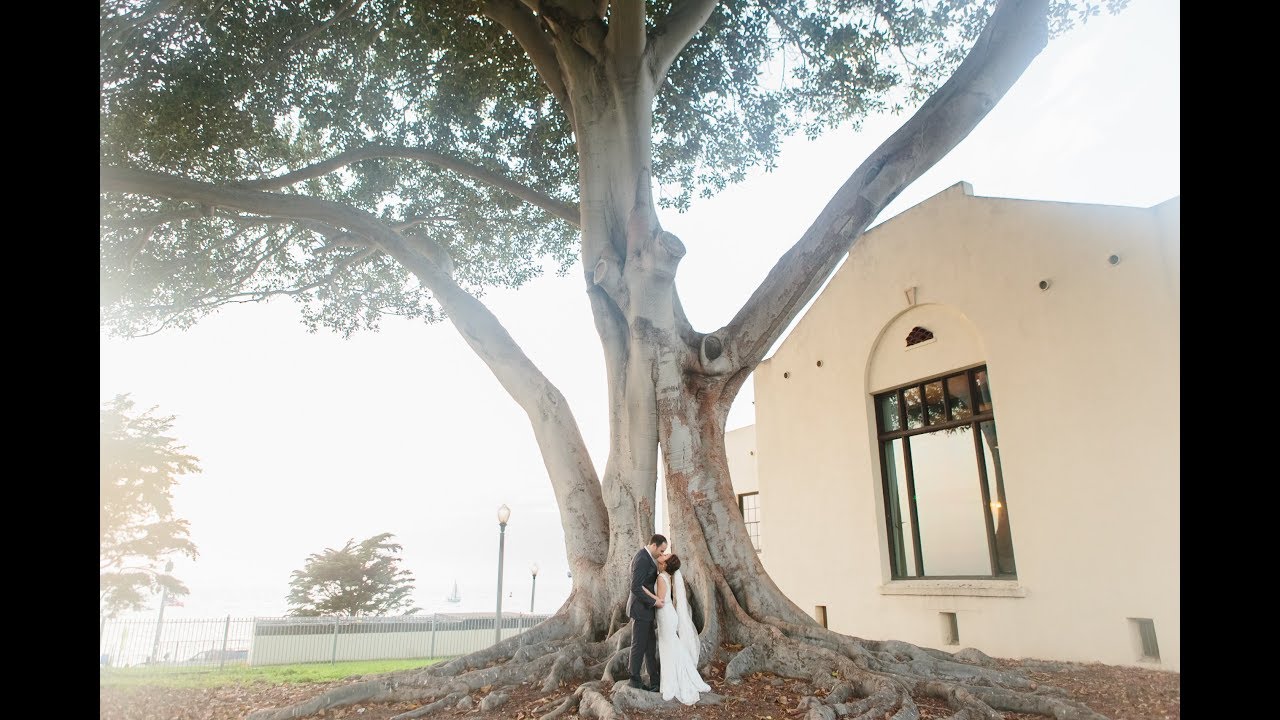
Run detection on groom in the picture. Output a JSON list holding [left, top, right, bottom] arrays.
[[627, 533, 667, 691]]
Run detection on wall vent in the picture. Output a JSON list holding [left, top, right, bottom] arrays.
[[940, 612, 959, 645], [1129, 618, 1160, 662], [905, 326, 934, 346]]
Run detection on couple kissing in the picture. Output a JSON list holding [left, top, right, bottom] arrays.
[[627, 533, 711, 705]]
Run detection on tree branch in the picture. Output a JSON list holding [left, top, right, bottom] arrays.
[[758, 0, 824, 67], [100, 164, 610, 566], [549, 0, 601, 18], [238, 144, 581, 228], [220, 237, 369, 305], [481, 0, 572, 109], [538, 0, 607, 60], [112, 229, 327, 325], [647, 0, 720, 84], [104, 207, 343, 239], [101, 208, 355, 308], [717, 0, 1050, 370], [391, 215, 454, 231], [124, 226, 153, 277], [395, 238, 612, 565], [175, 235, 304, 310], [270, 0, 368, 69], [604, 0, 646, 66], [100, 0, 183, 47]]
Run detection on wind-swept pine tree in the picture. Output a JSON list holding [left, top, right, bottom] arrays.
[[287, 532, 421, 617]]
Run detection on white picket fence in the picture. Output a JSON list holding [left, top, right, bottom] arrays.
[[99, 612, 552, 668]]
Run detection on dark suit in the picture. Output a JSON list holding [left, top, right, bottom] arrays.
[[627, 547, 661, 686]]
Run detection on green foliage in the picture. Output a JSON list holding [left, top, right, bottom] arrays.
[[286, 532, 421, 617], [100, 0, 579, 337], [100, 394, 201, 617], [100, 0, 1124, 335], [99, 657, 442, 688]]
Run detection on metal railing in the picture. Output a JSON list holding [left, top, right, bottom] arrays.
[[99, 612, 552, 668]]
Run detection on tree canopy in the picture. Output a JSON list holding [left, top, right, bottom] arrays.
[[100, 0, 1117, 339], [100, 394, 201, 617], [287, 532, 421, 616]]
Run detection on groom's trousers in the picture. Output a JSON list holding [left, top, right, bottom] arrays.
[[629, 617, 660, 684]]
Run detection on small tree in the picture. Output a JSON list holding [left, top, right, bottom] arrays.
[[100, 394, 200, 617], [287, 532, 421, 616]]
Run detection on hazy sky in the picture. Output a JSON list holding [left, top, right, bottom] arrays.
[[100, 0, 1179, 621]]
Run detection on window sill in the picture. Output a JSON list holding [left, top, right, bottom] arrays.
[[878, 579, 1026, 598]]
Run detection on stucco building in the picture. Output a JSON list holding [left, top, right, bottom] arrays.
[[726, 182, 1179, 670]]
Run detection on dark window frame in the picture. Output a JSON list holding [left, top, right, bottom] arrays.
[[874, 365, 1017, 580]]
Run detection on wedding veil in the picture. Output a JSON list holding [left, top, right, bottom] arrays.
[[672, 568, 700, 665]]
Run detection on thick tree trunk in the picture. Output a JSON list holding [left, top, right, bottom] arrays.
[[570, 62, 674, 636], [657, 371, 818, 632], [568, 68, 833, 687]]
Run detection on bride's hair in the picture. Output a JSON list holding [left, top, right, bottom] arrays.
[[665, 555, 684, 610], [664, 554, 681, 573]]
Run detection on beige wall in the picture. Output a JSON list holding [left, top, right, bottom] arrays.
[[725, 425, 758, 495], [743, 183, 1179, 670]]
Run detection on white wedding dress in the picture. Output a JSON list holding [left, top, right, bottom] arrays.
[[655, 569, 711, 704]]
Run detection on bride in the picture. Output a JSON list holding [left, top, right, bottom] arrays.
[[641, 552, 711, 704]]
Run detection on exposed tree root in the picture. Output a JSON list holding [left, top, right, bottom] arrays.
[[578, 683, 621, 720], [479, 689, 510, 711], [247, 584, 1109, 720], [599, 646, 632, 682], [707, 580, 1110, 720], [747, 630, 1111, 720], [387, 691, 466, 720], [245, 680, 389, 720], [612, 683, 722, 712], [535, 692, 581, 720], [541, 647, 589, 692]]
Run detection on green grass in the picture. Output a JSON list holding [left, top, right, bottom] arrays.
[[99, 657, 443, 689]]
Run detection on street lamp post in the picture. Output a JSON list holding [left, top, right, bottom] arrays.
[[530, 563, 539, 613], [494, 504, 510, 646], [150, 560, 174, 663]]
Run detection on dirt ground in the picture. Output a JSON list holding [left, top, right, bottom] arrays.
[[100, 656, 1180, 720]]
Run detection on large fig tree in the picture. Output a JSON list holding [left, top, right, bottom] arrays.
[[100, 0, 1121, 717]]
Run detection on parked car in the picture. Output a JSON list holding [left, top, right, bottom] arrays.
[[186, 649, 248, 663]]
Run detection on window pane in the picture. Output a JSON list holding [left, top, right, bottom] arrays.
[[974, 370, 993, 413], [879, 393, 901, 432], [740, 494, 761, 552], [883, 439, 915, 576], [904, 386, 925, 429], [908, 427, 991, 576], [924, 381, 945, 425], [946, 375, 973, 421], [980, 421, 1016, 575]]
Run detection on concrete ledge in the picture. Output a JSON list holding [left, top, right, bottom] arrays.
[[878, 579, 1027, 598]]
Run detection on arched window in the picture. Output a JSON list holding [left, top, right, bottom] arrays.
[[875, 365, 1016, 578]]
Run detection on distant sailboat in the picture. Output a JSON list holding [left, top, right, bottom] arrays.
[[446, 581, 461, 604]]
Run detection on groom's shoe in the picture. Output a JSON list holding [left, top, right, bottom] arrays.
[[627, 680, 644, 690], [644, 680, 660, 692]]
